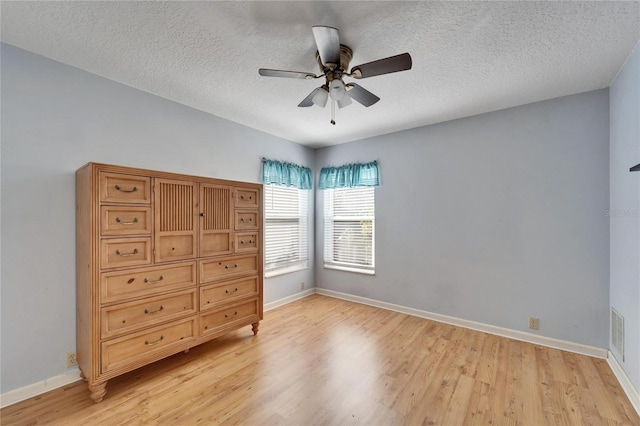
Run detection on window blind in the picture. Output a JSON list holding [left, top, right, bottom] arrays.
[[324, 187, 375, 272], [264, 185, 308, 272]]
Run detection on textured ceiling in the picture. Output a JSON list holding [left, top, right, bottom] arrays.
[[2, 1, 639, 148]]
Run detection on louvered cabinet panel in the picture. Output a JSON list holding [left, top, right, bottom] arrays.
[[154, 179, 197, 263], [199, 184, 233, 257]]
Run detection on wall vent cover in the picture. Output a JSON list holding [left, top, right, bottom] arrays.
[[611, 308, 624, 361]]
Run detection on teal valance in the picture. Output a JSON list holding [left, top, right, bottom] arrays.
[[262, 158, 312, 189], [318, 161, 380, 189]]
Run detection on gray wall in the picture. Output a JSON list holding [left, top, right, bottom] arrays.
[[610, 40, 640, 391], [0, 44, 315, 393], [315, 89, 610, 348]]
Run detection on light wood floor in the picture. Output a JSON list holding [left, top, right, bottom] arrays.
[[2, 294, 638, 425]]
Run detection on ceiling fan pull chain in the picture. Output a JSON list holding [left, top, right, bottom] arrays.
[[331, 100, 336, 125]]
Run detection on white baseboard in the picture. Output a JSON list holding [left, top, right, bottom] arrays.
[[315, 288, 609, 359], [607, 351, 640, 416], [264, 288, 315, 312], [0, 369, 82, 409]]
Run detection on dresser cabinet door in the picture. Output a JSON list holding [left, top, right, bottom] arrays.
[[154, 179, 197, 263], [199, 184, 233, 257]]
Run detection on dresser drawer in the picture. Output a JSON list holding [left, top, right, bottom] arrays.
[[234, 232, 258, 253], [101, 318, 196, 373], [235, 188, 260, 208], [101, 289, 196, 339], [100, 262, 196, 304], [100, 237, 152, 269], [100, 172, 151, 204], [200, 255, 258, 283], [200, 299, 259, 337], [101, 206, 151, 236], [235, 211, 259, 230], [200, 276, 259, 311]]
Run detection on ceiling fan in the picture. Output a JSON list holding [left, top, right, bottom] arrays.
[[258, 26, 412, 125]]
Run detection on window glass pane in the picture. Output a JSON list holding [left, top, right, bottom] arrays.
[[324, 187, 375, 271], [264, 186, 308, 272]]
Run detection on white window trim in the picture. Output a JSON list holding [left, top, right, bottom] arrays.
[[323, 263, 375, 275], [323, 187, 375, 275], [264, 185, 309, 276], [265, 261, 308, 278]]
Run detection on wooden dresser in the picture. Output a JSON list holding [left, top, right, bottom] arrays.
[[76, 163, 263, 402]]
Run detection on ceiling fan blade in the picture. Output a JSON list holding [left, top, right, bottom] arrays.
[[298, 88, 321, 107], [312, 26, 340, 66], [350, 53, 412, 79], [259, 69, 317, 79], [346, 83, 380, 107]]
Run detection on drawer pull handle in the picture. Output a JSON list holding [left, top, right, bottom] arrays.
[[144, 275, 164, 284], [115, 185, 138, 193], [116, 248, 138, 257], [225, 264, 239, 269], [225, 311, 238, 319], [144, 305, 164, 314], [116, 217, 139, 225], [225, 287, 239, 294], [241, 218, 253, 222], [240, 240, 254, 244], [240, 195, 253, 200], [144, 335, 164, 346]]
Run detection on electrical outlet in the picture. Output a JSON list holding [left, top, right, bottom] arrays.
[[529, 317, 540, 330], [300, 282, 305, 290], [66, 351, 78, 368]]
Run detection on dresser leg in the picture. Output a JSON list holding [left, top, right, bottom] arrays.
[[251, 321, 260, 335], [89, 382, 107, 403]]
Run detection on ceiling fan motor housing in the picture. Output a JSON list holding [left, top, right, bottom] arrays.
[[316, 44, 353, 80]]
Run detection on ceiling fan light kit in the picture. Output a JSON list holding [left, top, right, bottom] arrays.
[[259, 26, 412, 125], [312, 86, 329, 107]]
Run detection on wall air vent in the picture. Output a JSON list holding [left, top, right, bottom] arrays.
[[611, 308, 625, 361]]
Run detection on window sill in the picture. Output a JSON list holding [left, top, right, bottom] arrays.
[[265, 263, 309, 279], [323, 264, 375, 275]]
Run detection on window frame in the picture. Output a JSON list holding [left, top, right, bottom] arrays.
[[263, 185, 309, 278], [323, 186, 375, 275]]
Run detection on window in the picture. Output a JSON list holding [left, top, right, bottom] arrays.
[[264, 185, 308, 276], [323, 186, 375, 274]]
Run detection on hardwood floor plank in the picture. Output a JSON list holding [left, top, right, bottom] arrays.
[[2, 294, 638, 425]]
